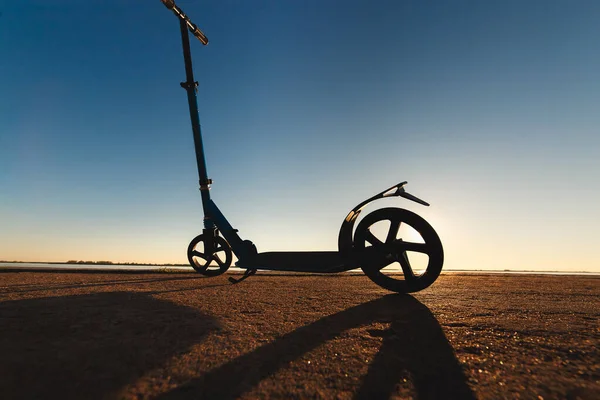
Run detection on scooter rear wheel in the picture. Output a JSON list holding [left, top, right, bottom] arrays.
[[187, 234, 232, 276], [354, 208, 443, 293]]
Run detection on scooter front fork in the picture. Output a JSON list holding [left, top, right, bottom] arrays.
[[204, 199, 258, 263]]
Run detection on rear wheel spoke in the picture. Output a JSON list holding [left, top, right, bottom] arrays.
[[397, 241, 429, 254], [398, 252, 415, 281], [386, 219, 401, 244], [366, 254, 392, 273], [355, 208, 443, 293], [364, 229, 384, 248]]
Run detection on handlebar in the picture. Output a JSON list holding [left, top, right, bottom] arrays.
[[161, 0, 209, 45]]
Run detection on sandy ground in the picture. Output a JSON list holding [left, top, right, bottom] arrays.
[[0, 271, 598, 399]]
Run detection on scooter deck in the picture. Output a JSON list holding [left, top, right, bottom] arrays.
[[238, 251, 352, 273]]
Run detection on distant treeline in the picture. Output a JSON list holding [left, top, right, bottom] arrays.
[[1, 260, 188, 266], [66, 260, 115, 265], [65, 260, 187, 266]]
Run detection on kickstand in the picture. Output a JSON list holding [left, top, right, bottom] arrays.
[[228, 269, 257, 284]]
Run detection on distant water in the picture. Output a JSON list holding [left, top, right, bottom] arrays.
[[0, 262, 192, 272], [0, 263, 598, 276]]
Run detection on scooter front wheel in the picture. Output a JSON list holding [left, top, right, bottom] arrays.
[[354, 208, 443, 293], [187, 234, 232, 277]]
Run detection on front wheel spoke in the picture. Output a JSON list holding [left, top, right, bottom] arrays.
[[188, 235, 233, 276], [213, 254, 224, 267], [398, 252, 416, 281], [214, 248, 227, 256], [191, 250, 207, 260], [195, 258, 209, 268]]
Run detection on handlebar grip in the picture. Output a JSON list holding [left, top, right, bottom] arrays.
[[188, 23, 209, 45], [161, 0, 209, 45], [161, 0, 175, 10]]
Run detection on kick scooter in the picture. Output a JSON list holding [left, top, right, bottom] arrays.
[[160, 0, 444, 293]]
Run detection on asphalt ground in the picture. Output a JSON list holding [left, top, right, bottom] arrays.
[[0, 271, 598, 399]]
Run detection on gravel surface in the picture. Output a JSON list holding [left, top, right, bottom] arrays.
[[0, 271, 598, 399]]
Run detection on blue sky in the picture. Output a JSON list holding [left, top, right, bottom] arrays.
[[1, 0, 599, 271]]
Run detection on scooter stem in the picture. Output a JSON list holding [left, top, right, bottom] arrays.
[[177, 16, 214, 228]]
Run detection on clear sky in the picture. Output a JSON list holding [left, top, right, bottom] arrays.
[[1, 0, 599, 272]]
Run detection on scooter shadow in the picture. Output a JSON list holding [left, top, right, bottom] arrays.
[[160, 294, 475, 400], [0, 291, 219, 400]]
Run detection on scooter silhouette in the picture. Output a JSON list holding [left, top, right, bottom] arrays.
[[160, 0, 444, 293]]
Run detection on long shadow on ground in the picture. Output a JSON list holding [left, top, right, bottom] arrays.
[[0, 275, 205, 295], [160, 294, 474, 399], [0, 291, 218, 399]]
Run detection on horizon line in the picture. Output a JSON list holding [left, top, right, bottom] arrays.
[[0, 260, 598, 275]]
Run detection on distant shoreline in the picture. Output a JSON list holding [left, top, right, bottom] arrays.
[[0, 261, 598, 276], [0, 260, 188, 267]]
